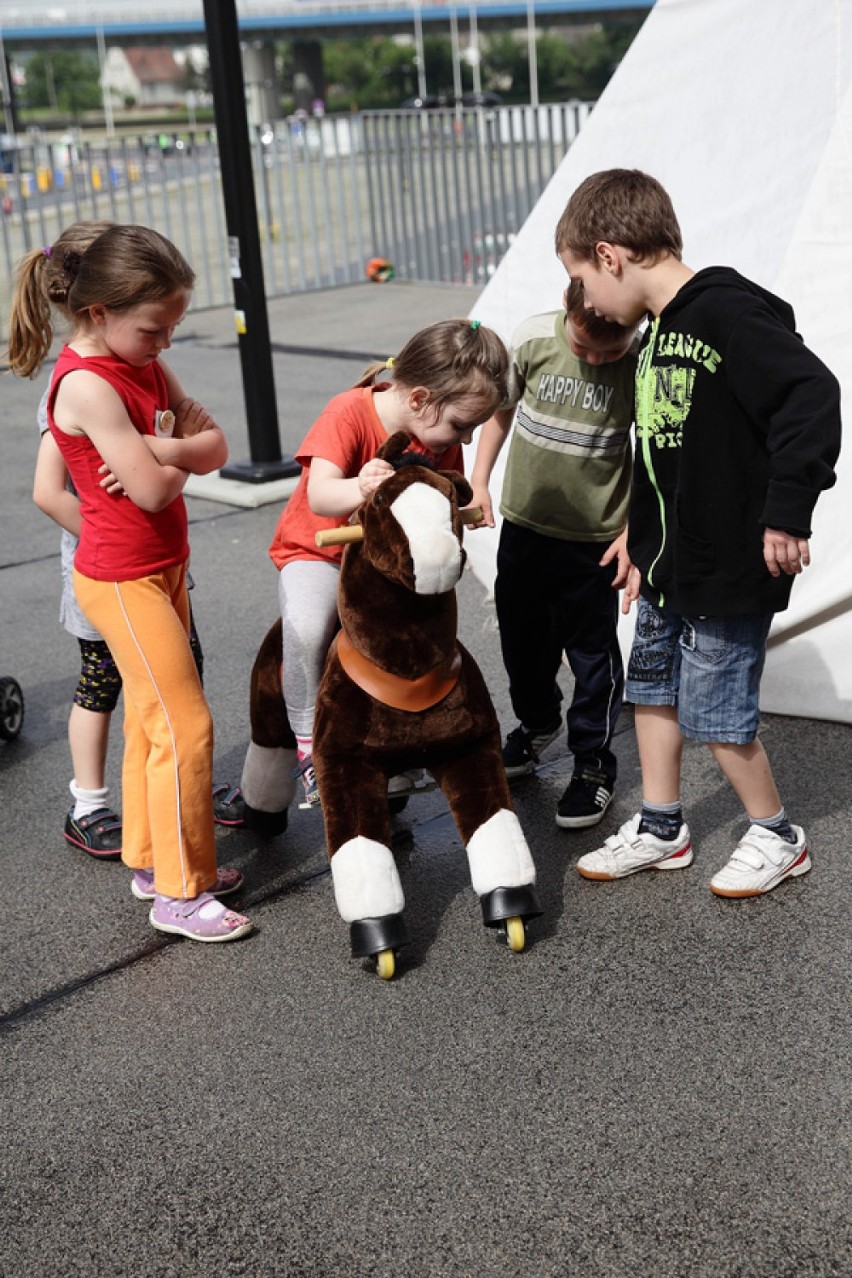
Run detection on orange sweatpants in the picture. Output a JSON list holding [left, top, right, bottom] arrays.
[[73, 564, 217, 899]]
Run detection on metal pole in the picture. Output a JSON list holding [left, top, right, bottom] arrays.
[[0, 26, 16, 136], [202, 0, 298, 481], [96, 25, 115, 139], [449, 10, 463, 103], [526, 0, 539, 108], [469, 3, 482, 97], [413, 0, 427, 100]]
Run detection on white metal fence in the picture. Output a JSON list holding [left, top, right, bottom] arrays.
[[0, 101, 591, 323]]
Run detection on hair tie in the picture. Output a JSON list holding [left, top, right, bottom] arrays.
[[470, 319, 481, 330], [43, 246, 52, 258], [385, 356, 395, 369]]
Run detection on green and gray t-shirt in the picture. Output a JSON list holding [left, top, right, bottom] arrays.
[[500, 310, 636, 542]]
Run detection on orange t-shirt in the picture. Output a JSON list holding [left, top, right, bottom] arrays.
[[269, 384, 463, 570]]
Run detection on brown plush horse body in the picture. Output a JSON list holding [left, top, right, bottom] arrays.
[[315, 433, 540, 973], [240, 432, 541, 975]]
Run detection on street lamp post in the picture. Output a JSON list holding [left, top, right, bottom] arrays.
[[468, 2, 482, 97], [412, 0, 427, 100], [0, 25, 16, 136], [526, 0, 539, 107], [449, 9, 463, 103], [96, 24, 115, 138]]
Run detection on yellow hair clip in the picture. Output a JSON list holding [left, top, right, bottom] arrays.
[[385, 356, 395, 369]]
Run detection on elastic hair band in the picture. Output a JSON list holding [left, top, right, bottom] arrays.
[[470, 319, 481, 330], [43, 246, 52, 257], [385, 356, 395, 369]]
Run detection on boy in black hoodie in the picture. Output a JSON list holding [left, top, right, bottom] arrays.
[[557, 168, 841, 897]]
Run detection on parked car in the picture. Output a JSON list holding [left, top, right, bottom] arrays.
[[461, 91, 503, 108], [401, 91, 503, 110], [401, 94, 448, 110]]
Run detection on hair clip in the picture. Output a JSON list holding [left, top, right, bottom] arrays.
[[385, 356, 395, 369], [43, 246, 52, 258], [470, 319, 481, 330]]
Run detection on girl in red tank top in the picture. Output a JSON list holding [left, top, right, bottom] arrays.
[[8, 223, 252, 944]]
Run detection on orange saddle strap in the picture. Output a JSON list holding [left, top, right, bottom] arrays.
[[333, 629, 461, 712]]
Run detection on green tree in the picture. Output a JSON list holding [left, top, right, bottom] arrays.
[[483, 32, 530, 99], [422, 35, 455, 97], [568, 21, 641, 96], [287, 17, 643, 113], [323, 37, 419, 110], [23, 50, 102, 115], [477, 19, 643, 102], [531, 32, 582, 100]]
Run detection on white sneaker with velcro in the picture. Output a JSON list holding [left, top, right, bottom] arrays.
[[576, 813, 693, 880], [709, 824, 810, 898]]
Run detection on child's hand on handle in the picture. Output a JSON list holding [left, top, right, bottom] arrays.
[[467, 484, 495, 528], [600, 527, 631, 589], [357, 457, 394, 498], [621, 565, 642, 614], [763, 528, 810, 576]]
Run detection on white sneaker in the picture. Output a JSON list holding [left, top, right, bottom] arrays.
[[709, 824, 810, 898], [387, 768, 425, 796], [576, 813, 693, 880]]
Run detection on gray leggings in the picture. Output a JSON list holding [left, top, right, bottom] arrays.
[[278, 558, 341, 738]]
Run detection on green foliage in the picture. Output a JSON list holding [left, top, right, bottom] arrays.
[[321, 37, 420, 110], [422, 35, 456, 95], [315, 18, 642, 109], [565, 21, 642, 96], [485, 32, 528, 95], [23, 50, 103, 114]]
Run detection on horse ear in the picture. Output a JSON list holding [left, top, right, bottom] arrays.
[[376, 431, 413, 463], [444, 470, 474, 507]]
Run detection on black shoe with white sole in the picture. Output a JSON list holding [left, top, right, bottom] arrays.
[[502, 721, 562, 778], [555, 760, 614, 829]]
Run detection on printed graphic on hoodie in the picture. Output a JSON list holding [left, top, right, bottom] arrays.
[[636, 331, 721, 450]]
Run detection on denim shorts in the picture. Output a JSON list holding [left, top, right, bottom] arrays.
[[625, 598, 773, 743]]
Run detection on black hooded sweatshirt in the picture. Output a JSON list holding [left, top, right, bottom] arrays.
[[629, 266, 841, 617]]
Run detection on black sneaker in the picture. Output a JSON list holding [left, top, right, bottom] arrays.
[[63, 806, 123, 859], [502, 721, 562, 778], [212, 782, 246, 828], [555, 761, 614, 829]]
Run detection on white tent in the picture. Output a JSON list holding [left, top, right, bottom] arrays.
[[467, 0, 852, 724]]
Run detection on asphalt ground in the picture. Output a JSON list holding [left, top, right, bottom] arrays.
[[1, 282, 849, 1278]]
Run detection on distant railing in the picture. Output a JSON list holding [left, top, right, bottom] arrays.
[[0, 101, 592, 323]]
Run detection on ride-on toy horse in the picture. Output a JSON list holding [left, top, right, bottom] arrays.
[[314, 434, 542, 976], [241, 432, 541, 977]]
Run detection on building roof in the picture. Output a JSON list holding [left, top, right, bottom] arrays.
[[123, 47, 182, 84]]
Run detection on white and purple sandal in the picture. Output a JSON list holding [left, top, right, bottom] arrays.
[[148, 892, 253, 943]]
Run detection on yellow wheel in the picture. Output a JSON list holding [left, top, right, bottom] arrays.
[[505, 916, 526, 953], [376, 949, 396, 980]]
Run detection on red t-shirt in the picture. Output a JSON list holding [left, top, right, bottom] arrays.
[[48, 346, 189, 581], [269, 384, 464, 570]]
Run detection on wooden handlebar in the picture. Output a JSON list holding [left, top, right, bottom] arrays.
[[315, 524, 365, 547], [315, 506, 484, 548]]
